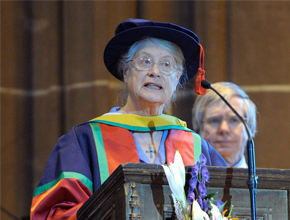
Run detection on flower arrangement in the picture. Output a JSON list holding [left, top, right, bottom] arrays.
[[162, 151, 238, 220]]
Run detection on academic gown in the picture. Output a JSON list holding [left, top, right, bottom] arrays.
[[30, 112, 228, 219]]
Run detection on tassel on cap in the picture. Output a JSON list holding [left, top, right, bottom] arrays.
[[194, 44, 206, 95]]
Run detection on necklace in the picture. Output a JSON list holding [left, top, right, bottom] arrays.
[[135, 131, 162, 160]]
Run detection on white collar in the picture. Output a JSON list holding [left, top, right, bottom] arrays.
[[233, 156, 248, 168]]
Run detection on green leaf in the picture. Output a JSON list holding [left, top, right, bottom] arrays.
[[205, 191, 218, 199], [218, 201, 227, 212], [228, 204, 234, 216]]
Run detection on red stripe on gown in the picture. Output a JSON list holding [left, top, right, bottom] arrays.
[[31, 179, 92, 220], [99, 124, 140, 175], [165, 129, 195, 165]]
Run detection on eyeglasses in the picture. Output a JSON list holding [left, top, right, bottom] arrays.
[[128, 55, 179, 75], [203, 115, 246, 129]]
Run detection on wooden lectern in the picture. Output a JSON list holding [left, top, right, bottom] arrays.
[[77, 163, 290, 220]]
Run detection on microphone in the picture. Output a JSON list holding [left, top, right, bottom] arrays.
[[201, 79, 258, 220]]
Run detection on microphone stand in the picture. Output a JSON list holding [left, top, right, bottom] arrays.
[[201, 80, 258, 220]]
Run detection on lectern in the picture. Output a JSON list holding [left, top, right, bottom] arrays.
[[77, 163, 290, 220]]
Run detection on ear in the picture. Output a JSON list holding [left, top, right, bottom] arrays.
[[122, 63, 130, 84], [174, 71, 182, 88], [176, 72, 182, 84]]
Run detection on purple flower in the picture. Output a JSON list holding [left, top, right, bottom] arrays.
[[202, 198, 209, 211], [216, 199, 223, 208], [199, 153, 207, 166], [201, 167, 210, 182], [191, 164, 199, 177], [196, 161, 201, 169], [197, 196, 203, 209], [198, 181, 207, 197], [187, 190, 195, 205], [189, 177, 198, 189]]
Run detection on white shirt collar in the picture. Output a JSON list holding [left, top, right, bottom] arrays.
[[233, 156, 248, 168]]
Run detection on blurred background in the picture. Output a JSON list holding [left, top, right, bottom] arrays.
[[1, 1, 290, 219]]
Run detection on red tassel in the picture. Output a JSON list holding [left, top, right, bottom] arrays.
[[195, 68, 206, 95], [194, 44, 206, 95]]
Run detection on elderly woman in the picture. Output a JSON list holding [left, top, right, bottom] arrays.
[[192, 82, 257, 168], [30, 18, 228, 219]]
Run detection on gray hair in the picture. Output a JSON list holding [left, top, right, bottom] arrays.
[[117, 37, 188, 112], [192, 82, 257, 137]]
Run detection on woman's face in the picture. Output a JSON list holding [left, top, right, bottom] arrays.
[[200, 96, 247, 166], [123, 44, 182, 106]]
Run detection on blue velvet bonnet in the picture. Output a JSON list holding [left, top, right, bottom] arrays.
[[103, 18, 202, 84]]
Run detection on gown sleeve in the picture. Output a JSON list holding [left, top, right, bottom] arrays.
[[201, 137, 229, 167], [30, 123, 101, 219]]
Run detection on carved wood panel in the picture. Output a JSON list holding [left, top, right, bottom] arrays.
[[207, 187, 287, 220]]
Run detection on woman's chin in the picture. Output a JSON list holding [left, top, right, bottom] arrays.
[[139, 95, 166, 105]]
